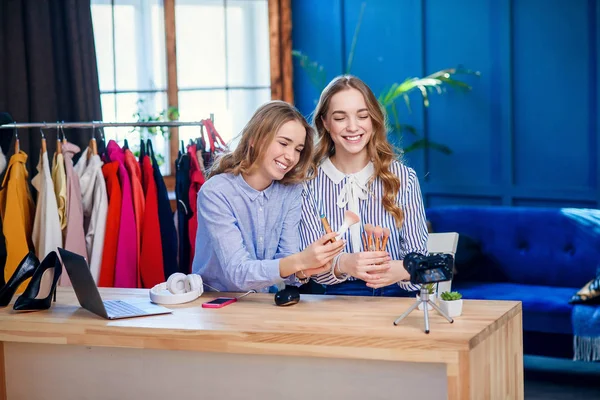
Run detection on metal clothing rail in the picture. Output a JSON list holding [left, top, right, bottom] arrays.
[[0, 120, 209, 129]]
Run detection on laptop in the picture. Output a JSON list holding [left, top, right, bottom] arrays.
[[58, 248, 172, 320]]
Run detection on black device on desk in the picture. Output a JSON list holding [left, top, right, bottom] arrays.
[[404, 252, 454, 284], [394, 252, 455, 333], [58, 248, 172, 319], [274, 285, 300, 306]]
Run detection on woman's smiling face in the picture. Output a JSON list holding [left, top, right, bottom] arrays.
[[256, 119, 306, 183], [321, 87, 373, 158]]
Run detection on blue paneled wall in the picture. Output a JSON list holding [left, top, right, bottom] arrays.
[[292, 0, 600, 208]]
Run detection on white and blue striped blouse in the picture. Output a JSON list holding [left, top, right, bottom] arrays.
[[299, 157, 428, 290]]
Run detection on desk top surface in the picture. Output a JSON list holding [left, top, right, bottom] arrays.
[[0, 288, 520, 363]]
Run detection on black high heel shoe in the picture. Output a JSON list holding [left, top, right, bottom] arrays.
[[0, 252, 39, 307], [13, 251, 62, 312]]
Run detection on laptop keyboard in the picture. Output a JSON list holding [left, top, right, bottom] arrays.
[[104, 300, 147, 317]]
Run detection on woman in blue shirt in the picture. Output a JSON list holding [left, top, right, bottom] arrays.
[[192, 101, 345, 293], [299, 76, 429, 297]]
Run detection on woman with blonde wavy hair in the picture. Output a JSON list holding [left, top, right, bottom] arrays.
[[298, 76, 429, 296], [192, 100, 345, 293]]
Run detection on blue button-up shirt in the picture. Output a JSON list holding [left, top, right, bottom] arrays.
[[192, 173, 303, 292]]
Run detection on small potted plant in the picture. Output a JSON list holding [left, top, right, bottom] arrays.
[[439, 291, 463, 317], [417, 283, 437, 310]]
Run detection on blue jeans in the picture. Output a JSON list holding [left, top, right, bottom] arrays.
[[318, 279, 418, 297]]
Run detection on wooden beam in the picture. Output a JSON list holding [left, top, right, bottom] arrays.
[[164, 0, 179, 176], [268, 0, 294, 103], [268, 0, 282, 101], [280, 0, 293, 104]]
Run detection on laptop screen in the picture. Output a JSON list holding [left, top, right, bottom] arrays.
[[58, 248, 108, 318]]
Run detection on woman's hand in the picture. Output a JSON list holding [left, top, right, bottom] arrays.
[[297, 232, 345, 271], [337, 251, 391, 280], [364, 260, 410, 289], [280, 232, 344, 278]]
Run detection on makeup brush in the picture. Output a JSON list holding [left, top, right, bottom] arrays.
[[364, 224, 375, 251], [320, 213, 336, 243], [336, 210, 360, 240], [361, 231, 368, 251], [373, 226, 383, 251], [306, 185, 337, 244], [381, 228, 391, 251]]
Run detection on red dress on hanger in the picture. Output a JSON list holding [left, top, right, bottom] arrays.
[[99, 161, 121, 287], [139, 154, 165, 288]]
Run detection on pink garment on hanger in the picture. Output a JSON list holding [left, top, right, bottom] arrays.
[[61, 142, 87, 286], [124, 148, 144, 288], [106, 140, 137, 288], [187, 143, 205, 270]]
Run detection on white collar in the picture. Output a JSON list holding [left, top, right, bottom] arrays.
[[320, 157, 374, 253], [320, 157, 374, 185]]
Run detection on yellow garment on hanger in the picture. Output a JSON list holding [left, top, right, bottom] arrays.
[[52, 152, 67, 230], [0, 151, 35, 293]]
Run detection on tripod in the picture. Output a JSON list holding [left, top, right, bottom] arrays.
[[393, 286, 453, 333]]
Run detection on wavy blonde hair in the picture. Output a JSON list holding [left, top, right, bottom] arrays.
[[209, 100, 314, 185], [312, 75, 404, 227]]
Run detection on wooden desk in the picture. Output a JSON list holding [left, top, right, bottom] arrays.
[[0, 287, 523, 400]]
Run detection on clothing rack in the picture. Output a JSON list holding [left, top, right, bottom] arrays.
[[0, 117, 216, 155], [0, 118, 212, 130]]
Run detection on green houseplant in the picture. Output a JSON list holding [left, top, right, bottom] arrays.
[[417, 283, 438, 311], [293, 2, 480, 156], [439, 291, 463, 317], [130, 99, 180, 166]]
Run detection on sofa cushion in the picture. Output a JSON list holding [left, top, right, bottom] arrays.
[[452, 281, 577, 335], [426, 206, 600, 289]]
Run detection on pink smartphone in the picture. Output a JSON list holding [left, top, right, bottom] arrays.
[[202, 297, 237, 308]]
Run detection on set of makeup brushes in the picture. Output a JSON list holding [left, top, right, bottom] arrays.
[[319, 209, 391, 254], [362, 224, 391, 252], [304, 183, 390, 252]]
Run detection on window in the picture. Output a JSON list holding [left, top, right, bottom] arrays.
[[174, 0, 272, 149], [91, 0, 273, 175]]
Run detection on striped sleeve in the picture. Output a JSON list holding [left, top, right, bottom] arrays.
[[397, 168, 429, 291], [312, 252, 349, 285]]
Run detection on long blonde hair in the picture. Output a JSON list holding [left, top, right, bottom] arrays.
[[313, 75, 404, 227], [209, 100, 314, 185]]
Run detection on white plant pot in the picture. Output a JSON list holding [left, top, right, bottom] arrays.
[[439, 299, 463, 317], [417, 293, 437, 311]]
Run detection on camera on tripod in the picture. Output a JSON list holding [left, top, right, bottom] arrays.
[[404, 252, 454, 285]]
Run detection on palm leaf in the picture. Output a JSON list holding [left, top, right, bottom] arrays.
[[292, 50, 327, 92], [346, 2, 367, 74], [378, 83, 399, 105], [401, 138, 452, 154], [380, 66, 479, 109], [398, 124, 418, 136]]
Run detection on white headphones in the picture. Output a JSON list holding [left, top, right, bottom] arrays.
[[149, 273, 204, 305]]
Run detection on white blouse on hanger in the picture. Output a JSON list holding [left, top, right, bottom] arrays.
[[74, 148, 108, 283], [32, 150, 62, 260]]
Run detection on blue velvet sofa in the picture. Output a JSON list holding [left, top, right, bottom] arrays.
[[426, 206, 600, 359]]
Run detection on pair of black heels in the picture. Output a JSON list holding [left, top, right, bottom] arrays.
[[0, 250, 62, 311]]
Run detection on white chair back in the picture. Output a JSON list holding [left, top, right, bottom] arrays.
[[426, 232, 459, 296]]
